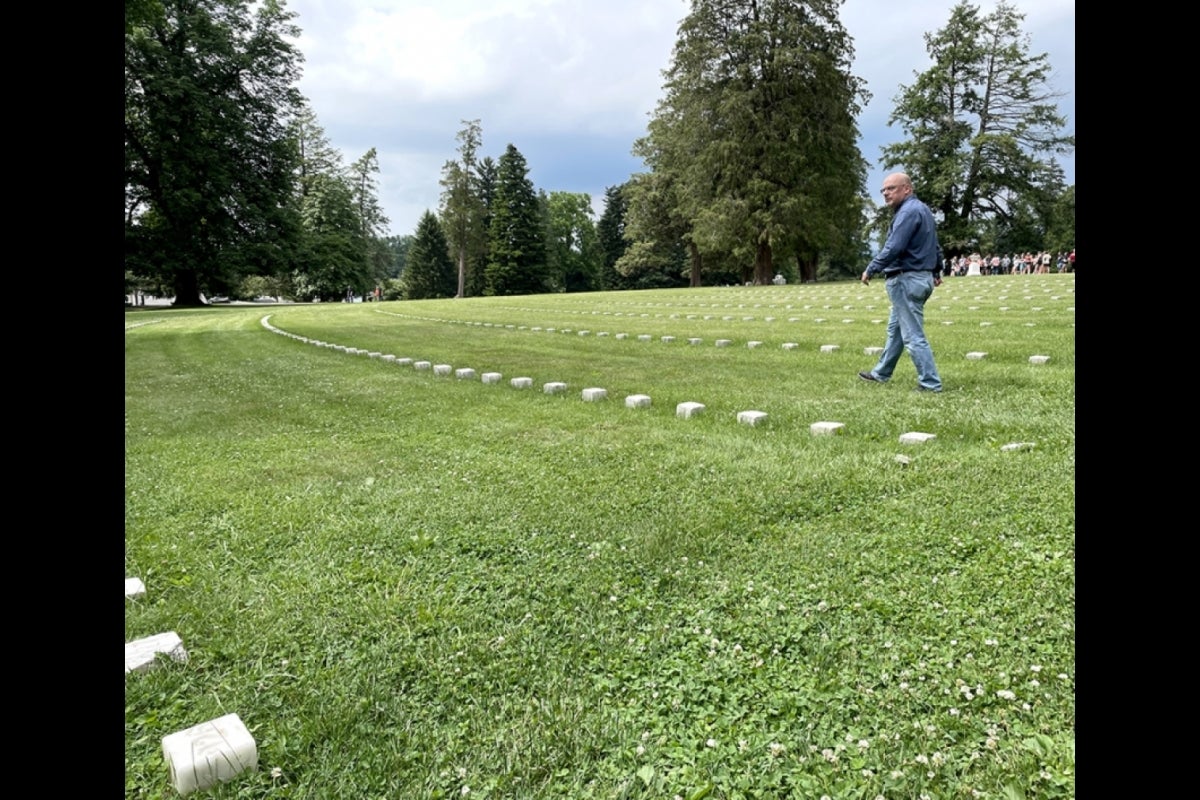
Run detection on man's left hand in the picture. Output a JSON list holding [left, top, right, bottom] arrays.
[[860, 270, 871, 286]]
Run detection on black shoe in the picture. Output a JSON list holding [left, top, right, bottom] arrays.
[[913, 385, 942, 393], [858, 371, 881, 382]]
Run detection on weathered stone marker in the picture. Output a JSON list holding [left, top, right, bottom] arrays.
[[162, 713, 258, 795]]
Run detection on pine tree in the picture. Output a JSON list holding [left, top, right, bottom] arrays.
[[404, 211, 456, 300], [881, 0, 1074, 252], [485, 145, 547, 296], [637, 0, 866, 284]]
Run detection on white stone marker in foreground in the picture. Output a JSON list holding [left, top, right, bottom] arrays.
[[965, 352, 988, 360], [1029, 355, 1050, 364], [661, 335, 675, 343], [625, 394, 651, 408], [899, 432, 937, 445], [863, 347, 883, 356], [455, 368, 477, 380], [737, 410, 768, 426], [414, 361, 431, 370], [433, 364, 452, 376], [747, 341, 763, 349], [688, 338, 703, 345], [544, 382, 568, 394], [615, 333, 629, 340], [582, 388, 608, 401], [162, 713, 258, 796], [781, 342, 799, 350], [1001, 442, 1036, 452], [481, 372, 502, 385], [638, 334, 652, 342], [676, 402, 706, 419], [715, 339, 732, 348], [126, 577, 146, 599], [396, 358, 413, 366], [810, 422, 845, 436], [819, 344, 840, 353], [125, 631, 188, 673], [511, 377, 533, 389]]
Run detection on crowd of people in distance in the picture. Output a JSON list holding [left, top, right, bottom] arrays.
[[947, 249, 1075, 276]]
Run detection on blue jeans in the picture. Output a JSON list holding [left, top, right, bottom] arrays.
[[869, 271, 942, 391]]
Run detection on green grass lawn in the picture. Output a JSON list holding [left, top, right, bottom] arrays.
[[125, 276, 1075, 799]]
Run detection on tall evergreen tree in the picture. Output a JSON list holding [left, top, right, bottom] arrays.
[[485, 145, 547, 296], [439, 120, 487, 298], [637, 0, 866, 284], [125, 0, 304, 305], [466, 156, 498, 297], [596, 183, 630, 290], [881, 0, 1074, 253], [404, 211, 456, 300]]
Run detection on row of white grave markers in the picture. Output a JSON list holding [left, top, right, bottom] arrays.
[[259, 315, 1041, 447], [126, 577, 259, 795]]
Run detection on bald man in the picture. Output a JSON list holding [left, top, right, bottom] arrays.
[[859, 172, 943, 393]]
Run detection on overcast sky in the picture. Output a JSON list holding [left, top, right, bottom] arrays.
[[285, 0, 1075, 238]]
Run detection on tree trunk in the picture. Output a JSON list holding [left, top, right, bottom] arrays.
[[172, 268, 204, 307], [754, 239, 773, 285], [688, 241, 702, 287], [795, 252, 817, 283]]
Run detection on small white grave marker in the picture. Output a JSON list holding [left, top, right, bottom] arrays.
[[615, 333, 629, 340], [455, 368, 477, 380], [1029, 355, 1051, 364], [810, 421, 845, 436], [688, 338, 703, 345], [162, 713, 257, 796], [1001, 442, 1036, 452], [661, 335, 676, 343], [414, 361, 431, 370], [481, 372, 502, 384], [715, 339, 732, 348], [511, 377, 533, 389], [820, 344, 840, 353], [125, 631, 188, 673], [578, 330, 590, 336], [544, 382, 568, 394], [781, 342, 799, 350], [864, 347, 883, 356], [433, 364, 452, 376], [965, 352, 988, 360], [381, 355, 396, 362], [582, 388, 608, 401], [625, 394, 651, 408], [747, 341, 763, 349], [125, 577, 145, 599], [899, 432, 937, 445], [396, 358, 413, 366], [737, 410, 768, 426], [638, 334, 652, 342], [676, 402, 706, 419]]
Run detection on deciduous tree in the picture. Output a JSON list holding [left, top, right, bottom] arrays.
[[125, 0, 304, 305]]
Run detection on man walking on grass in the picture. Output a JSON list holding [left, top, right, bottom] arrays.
[[858, 172, 943, 393]]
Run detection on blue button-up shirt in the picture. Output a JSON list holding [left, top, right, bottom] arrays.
[[866, 195, 940, 277]]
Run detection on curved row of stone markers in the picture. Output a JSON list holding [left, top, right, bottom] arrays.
[[259, 314, 1045, 449], [370, 308, 1058, 364]]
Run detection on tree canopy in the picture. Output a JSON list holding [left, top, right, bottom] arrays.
[[485, 145, 548, 296], [881, 0, 1074, 253], [634, 0, 867, 285], [125, 0, 305, 305]]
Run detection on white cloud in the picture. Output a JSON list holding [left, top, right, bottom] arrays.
[[286, 0, 1074, 236]]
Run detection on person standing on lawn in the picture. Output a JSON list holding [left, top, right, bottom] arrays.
[[858, 172, 943, 393]]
